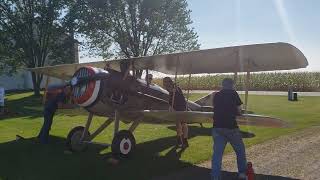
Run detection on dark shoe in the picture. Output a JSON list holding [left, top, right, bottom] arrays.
[[182, 138, 189, 148]]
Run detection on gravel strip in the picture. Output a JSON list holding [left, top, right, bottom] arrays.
[[199, 126, 320, 180], [154, 126, 320, 180]]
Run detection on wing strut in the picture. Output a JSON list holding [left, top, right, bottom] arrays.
[[42, 76, 51, 105], [233, 72, 238, 83], [123, 65, 130, 80], [186, 60, 193, 105], [171, 57, 180, 111], [114, 110, 120, 136], [146, 68, 149, 86], [244, 70, 250, 112], [186, 73, 192, 103]]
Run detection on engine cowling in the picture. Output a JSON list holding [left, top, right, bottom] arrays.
[[71, 67, 107, 107]]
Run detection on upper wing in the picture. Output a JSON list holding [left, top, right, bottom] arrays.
[[115, 42, 308, 74], [121, 110, 288, 128], [28, 61, 110, 80], [29, 42, 308, 79]]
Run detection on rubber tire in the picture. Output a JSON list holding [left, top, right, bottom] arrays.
[[66, 126, 90, 152], [111, 130, 136, 159]]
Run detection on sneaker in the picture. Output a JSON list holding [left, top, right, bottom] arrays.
[[182, 138, 189, 148], [15, 135, 25, 141], [176, 136, 183, 148], [238, 173, 248, 180], [211, 176, 221, 180]]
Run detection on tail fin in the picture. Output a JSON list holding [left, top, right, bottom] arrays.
[[194, 92, 216, 107]]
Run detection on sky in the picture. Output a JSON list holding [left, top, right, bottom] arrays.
[[186, 0, 320, 71], [80, 0, 320, 71]]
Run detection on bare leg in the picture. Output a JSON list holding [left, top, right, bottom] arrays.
[[181, 121, 189, 148], [176, 120, 183, 137], [182, 122, 188, 139], [176, 120, 183, 147]]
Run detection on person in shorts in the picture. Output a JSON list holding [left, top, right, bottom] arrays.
[[163, 77, 189, 148]]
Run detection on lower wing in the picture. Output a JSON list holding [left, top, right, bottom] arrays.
[[120, 110, 288, 128]]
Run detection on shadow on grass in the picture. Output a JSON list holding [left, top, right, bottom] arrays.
[[167, 125, 256, 138], [0, 135, 197, 180], [2, 94, 87, 120], [0, 134, 297, 180], [2, 94, 43, 119]]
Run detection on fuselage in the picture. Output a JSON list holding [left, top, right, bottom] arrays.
[[71, 66, 201, 122]]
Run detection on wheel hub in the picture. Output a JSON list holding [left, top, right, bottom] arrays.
[[120, 138, 131, 154], [71, 132, 85, 149], [123, 142, 129, 150]]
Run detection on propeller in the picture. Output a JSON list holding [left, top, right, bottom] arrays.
[[44, 74, 109, 93], [69, 74, 109, 87]]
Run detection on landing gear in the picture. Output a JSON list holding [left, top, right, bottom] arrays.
[[66, 126, 90, 152], [65, 112, 139, 158], [111, 130, 136, 158]]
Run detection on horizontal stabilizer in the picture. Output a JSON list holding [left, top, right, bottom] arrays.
[[194, 92, 216, 107]]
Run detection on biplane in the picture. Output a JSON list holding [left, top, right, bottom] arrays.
[[30, 42, 308, 158]]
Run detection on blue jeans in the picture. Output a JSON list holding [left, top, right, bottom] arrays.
[[38, 110, 54, 144], [211, 128, 247, 179]]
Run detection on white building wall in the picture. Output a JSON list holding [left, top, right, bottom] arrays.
[[0, 41, 78, 91], [0, 70, 64, 91], [0, 71, 33, 90]]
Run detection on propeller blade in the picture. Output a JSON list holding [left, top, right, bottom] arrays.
[[70, 74, 108, 87]]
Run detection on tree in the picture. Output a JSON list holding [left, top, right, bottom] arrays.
[[0, 0, 76, 96], [79, 0, 200, 77], [0, 30, 24, 75]]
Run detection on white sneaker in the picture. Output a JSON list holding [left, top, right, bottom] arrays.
[[238, 173, 248, 180], [211, 177, 221, 180]]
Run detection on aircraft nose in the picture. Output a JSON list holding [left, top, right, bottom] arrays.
[[71, 67, 108, 107]]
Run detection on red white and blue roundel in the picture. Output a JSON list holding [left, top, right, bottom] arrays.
[[72, 67, 103, 107]]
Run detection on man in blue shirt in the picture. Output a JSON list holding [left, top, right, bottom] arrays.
[[211, 78, 247, 180], [38, 86, 73, 144]]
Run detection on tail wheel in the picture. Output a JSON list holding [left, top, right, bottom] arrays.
[[111, 130, 136, 158], [66, 126, 91, 152]]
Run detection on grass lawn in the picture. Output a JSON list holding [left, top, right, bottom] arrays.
[[0, 92, 320, 180]]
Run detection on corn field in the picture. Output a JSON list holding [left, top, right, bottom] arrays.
[[154, 72, 320, 91]]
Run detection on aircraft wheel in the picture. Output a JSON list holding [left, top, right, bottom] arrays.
[[111, 130, 136, 158], [66, 126, 90, 152]]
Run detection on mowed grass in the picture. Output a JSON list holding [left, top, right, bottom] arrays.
[[0, 92, 320, 180]]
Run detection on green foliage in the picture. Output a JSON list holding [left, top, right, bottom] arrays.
[[78, 0, 200, 59], [154, 72, 320, 91], [0, 0, 77, 95]]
